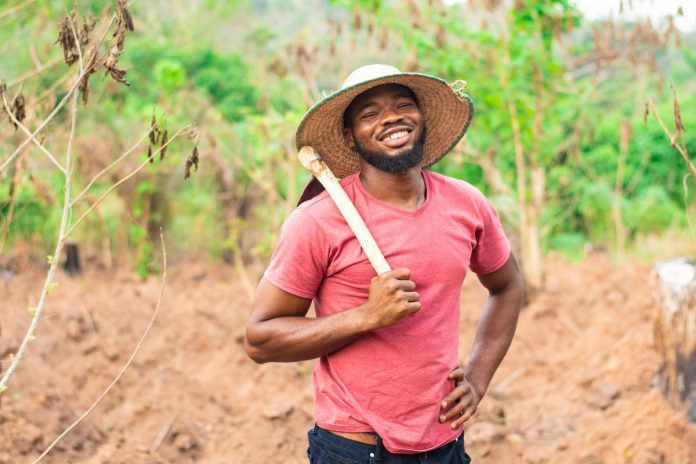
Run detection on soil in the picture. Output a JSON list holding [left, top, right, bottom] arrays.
[[1, 254, 695, 463]]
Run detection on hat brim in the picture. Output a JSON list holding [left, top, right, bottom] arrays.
[[295, 73, 474, 178]]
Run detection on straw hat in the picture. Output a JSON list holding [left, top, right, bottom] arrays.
[[295, 64, 474, 178]]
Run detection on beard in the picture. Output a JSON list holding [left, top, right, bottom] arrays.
[[355, 127, 426, 174]]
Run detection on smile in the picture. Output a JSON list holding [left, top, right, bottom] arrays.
[[377, 126, 415, 149], [383, 131, 409, 142]]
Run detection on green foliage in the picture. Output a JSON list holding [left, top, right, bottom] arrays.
[[1, 0, 694, 269]]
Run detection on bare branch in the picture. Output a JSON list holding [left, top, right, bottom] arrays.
[[5, 57, 62, 88], [0, 12, 89, 392], [70, 130, 151, 206], [0, 14, 116, 174], [0, 0, 35, 22], [33, 229, 169, 464], [65, 126, 193, 236], [0, 113, 74, 393], [648, 96, 696, 179], [1, 91, 66, 174]]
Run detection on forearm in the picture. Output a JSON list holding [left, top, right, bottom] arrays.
[[463, 283, 522, 397], [245, 305, 372, 363]]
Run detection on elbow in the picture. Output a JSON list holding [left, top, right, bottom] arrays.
[[244, 324, 270, 364]]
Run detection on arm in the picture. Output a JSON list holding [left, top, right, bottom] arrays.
[[245, 268, 421, 363], [439, 254, 524, 428]]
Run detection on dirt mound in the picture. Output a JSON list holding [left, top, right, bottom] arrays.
[[1, 255, 694, 463]]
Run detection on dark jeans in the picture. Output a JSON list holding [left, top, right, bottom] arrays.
[[307, 425, 472, 464]]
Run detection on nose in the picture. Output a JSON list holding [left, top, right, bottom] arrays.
[[379, 105, 404, 125]]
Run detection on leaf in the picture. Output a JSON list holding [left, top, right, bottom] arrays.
[[671, 85, 683, 134]]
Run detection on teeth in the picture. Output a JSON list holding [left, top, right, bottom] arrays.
[[384, 131, 408, 142]]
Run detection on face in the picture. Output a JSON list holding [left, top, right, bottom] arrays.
[[344, 84, 425, 173]]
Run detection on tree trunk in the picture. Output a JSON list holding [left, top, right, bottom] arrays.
[[652, 258, 696, 422], [522, 167, 545, 292]]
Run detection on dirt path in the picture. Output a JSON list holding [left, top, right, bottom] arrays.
[[1, 255, 694, 463]]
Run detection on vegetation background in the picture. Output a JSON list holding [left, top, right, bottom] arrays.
[[1, 0, 695, 462], [1, 0, 694, 280]]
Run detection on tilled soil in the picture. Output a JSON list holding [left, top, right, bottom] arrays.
[[1, 254, 695, 463]]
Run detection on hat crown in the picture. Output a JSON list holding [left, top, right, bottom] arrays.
[[341, 64, 402, 89]]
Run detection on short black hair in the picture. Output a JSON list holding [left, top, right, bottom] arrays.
[[342, 84, 418, 130]]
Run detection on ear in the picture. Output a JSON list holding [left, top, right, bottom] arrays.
[[343, 126, 356, 150]]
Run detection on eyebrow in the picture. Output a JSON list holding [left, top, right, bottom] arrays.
[[353, 92, 416, 114]]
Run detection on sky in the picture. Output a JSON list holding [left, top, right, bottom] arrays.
[[573, 0, 695, 31], [444, 1, 696, 31]]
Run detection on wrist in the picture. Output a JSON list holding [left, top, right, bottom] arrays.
[[463, 370, 488, 400], [352, 302, 378, 333]]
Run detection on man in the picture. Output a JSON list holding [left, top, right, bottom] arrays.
[[245, 64, 523, 463]]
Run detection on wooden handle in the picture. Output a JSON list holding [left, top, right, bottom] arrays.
[[298, 146, 391, 275]]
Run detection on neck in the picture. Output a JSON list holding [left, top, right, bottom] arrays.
[[358, 162, 426, 211]]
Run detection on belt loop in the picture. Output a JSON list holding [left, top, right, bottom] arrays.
[[374, 435, 383, 462]]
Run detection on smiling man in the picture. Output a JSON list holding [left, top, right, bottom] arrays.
[[245, 64, 524, 463]]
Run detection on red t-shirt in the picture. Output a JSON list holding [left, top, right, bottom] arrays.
[[264, 170, 511, 453]]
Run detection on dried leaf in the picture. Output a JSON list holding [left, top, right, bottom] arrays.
[[56, 14, 79, 66], [78, 48, 98, 105], [643, 101, 649, 126], [10, 93, 26, 129], [160, 130, 168, 160], [671, 85, 683, 134], [79, 15, 96, 46], [352, 7, 362, 30], [147, 145, 153, 163], [117, 0, 135, 32], [103, 3, 133, 87], [149, 116, 157, 145], [184, 146, 200, 180], [192, 146, 199, 171]]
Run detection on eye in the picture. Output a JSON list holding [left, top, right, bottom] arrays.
[[361, 112, 377, 119], [397, 101, 414, 109]]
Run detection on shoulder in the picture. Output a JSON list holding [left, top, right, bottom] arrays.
[[425, 170, 488, 204], [295, 173, 360, 217]]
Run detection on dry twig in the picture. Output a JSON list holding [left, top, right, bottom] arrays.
[[0, 14, 117, 174], [0, 18, 86, 393], [647, 89, 696, 179], [65, 126, 193, 236], [33, 230, 169, 463], [70, 129, 152, 206], [0, 0, 35, 21], [1, 89, 67, 173]]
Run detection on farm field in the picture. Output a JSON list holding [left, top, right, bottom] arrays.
[[2, 255, 695, 463]]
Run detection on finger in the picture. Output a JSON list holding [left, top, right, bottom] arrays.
[[440, 394, 473, 422], [406, 301, 421, 312], [395, 279, 416, 291], [450, 407, 476, 429], [400, 291, 420, 302], [441, 386, 471, 409], [449, 367, 464, 381], [382, 268, 411, 280]]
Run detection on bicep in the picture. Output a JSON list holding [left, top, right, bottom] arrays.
[[248, 277, 313, 324], [476, 254, 523, 294]]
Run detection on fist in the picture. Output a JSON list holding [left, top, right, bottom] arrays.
[[362, 268, 420, 329]]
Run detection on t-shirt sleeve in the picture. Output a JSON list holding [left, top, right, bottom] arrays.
[[263, 207, 330, 299], [469, 192, 511, 275]]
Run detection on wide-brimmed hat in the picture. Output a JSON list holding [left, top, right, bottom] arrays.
[[295, 64, 474, 178]]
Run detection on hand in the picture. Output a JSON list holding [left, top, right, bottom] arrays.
[[439, 366, 483, 429], [361, 268, 420, 330]]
